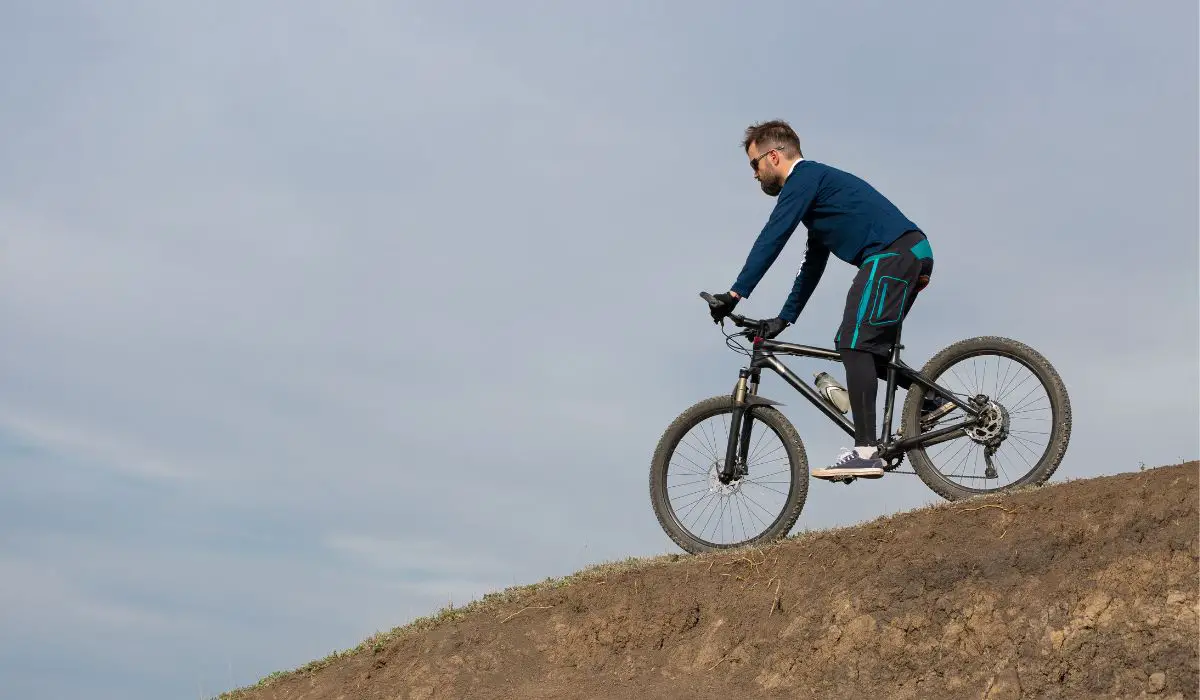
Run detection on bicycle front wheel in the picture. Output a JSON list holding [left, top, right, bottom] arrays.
[[649, 395, 809, 554]]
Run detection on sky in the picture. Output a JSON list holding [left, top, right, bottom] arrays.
[[0, 1, 1196, 698]]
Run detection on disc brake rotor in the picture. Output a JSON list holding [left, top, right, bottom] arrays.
[[966, 400, 1011, 444], [708, 462, 743, 496]]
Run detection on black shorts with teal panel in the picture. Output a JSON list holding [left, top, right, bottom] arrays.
[[835, 229, 934, 356]]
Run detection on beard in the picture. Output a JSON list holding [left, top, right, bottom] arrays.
[[759, 176, 783, 197]]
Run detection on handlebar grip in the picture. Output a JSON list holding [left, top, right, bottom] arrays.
[[700, 291, 758, 329]]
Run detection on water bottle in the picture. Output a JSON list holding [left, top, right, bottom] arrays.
[[814, 372, 850, 414]]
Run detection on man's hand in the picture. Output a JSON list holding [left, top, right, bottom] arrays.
[[708, 291, 739, 323], [763, 317, 790, 339]]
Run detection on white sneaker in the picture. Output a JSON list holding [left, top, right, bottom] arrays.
[[811, 446, 886, 480]]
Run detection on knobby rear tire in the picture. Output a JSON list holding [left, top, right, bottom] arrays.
[[900, 335, 1072, 501], [649, 395, 809, 555]]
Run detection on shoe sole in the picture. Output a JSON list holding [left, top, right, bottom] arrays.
[[811, 467, 885, 480]]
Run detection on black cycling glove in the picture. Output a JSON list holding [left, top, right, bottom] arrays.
[[763, 317, 790, 339], [708, 292, 739, 323]]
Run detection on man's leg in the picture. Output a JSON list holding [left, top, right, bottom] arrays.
[[872, 251, 942, 412], [843, 348, 880, 446], [813, 231, 932, 480], [812, 257, 893, 480]]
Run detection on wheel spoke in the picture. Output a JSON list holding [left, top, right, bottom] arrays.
[[657, 403, 801, 551], [904, 343, 1067, 497]]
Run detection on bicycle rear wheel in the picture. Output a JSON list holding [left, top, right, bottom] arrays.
[[901, 335, 1072, 501], [649, 395, 809, 554]]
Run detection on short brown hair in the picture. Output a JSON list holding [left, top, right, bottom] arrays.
[[742, 120, 802, 158]]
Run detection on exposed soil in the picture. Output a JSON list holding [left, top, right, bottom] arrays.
[[223, 461, 1199, 700]]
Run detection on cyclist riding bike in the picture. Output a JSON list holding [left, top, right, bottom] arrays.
[[707, 120, 944, 481]]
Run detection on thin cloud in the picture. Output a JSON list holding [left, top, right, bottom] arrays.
[[0, 2, 1195, 699], [0, 408, 195, 480]]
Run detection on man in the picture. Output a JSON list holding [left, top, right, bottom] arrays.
[[707, 120, 939, 481]]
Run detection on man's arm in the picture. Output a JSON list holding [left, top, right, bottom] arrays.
[[729, 172, 818, 299], [779, 234, 829, 323]]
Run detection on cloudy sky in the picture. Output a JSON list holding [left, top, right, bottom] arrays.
[[1, 1, 1195, 698]]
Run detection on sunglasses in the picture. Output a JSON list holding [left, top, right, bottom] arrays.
[[750, 148, 779, 173]]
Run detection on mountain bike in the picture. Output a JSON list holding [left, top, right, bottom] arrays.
[[648, 291, 1072, 555]]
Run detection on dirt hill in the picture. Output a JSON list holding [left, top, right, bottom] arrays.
[[221, 461, 1199, 700]]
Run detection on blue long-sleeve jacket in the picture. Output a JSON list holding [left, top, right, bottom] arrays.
[[730, 159, 921, 323]]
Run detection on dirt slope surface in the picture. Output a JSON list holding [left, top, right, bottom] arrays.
[[223, 462, 1199, 700]]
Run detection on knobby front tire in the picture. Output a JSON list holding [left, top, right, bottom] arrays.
[[901, 335, 1072, 501], [649, 395, 810, 555]]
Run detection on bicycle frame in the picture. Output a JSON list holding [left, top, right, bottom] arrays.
[[721, 321, 983, 480]]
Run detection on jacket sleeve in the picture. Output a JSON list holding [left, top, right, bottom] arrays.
[[729, 171, 819, 298], [778, 234, 829, 323]]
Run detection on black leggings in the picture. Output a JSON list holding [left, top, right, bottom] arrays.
[[841, 349, 916, 446], [835, 230, 933, 447]]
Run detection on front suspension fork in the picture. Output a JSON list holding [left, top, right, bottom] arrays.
[[722, 369, 758, 482]]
